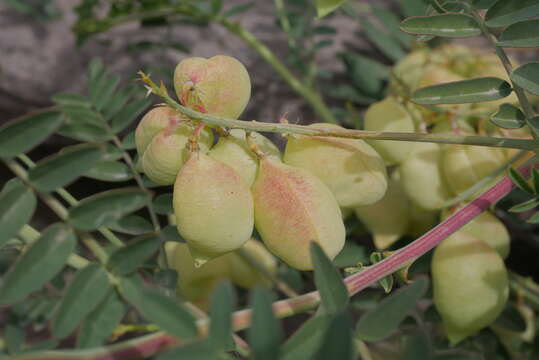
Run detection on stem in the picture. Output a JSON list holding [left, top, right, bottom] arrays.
[[18, 154, 125, 247], [15, 162, 535, 360], [217, 17, 337, 124], [140, 72, 537, 150]]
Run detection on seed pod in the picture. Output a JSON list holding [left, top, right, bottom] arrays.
[[458, 211, 510, 259], [363, 98, 416, 165], [432, 232, 509, 344], [141, 124, 214, 185], [173, 152, 254, 267], [442, 145, 505, 196], [430, 119, 475, 135], [407, 204, 438, 238], [173, 55, 251, 119], [252, 157, 346, 270], [135, 106, 182, 158], [283, 123, 387, 207], [354, 177, 410, 250], [228, 239, 277, 288], [399, 142, 452, 210], [209, 129, 281, 185]]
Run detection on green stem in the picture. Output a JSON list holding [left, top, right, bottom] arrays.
[[217, 17, 338, 124], [274, 0, 295, 48], [18, 154, 124, 248], [140, 73, 537, 150]]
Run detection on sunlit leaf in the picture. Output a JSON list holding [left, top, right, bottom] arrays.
[[400, 14, 481, 38]]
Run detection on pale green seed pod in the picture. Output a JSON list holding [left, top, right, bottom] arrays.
[[141, 124, 214, 185], [363, 98, 416, 165], [135, 106, 181, 158], [354, 177, 410, 250], [392, 49, 430, 91], [209, 129, 281, 185], [459, 211, 510, 259], [283, 123, 387, 207], [430, 119, 475, 135], [252, 157, 346, 270], [399, 142, 452, 210], [407, 204, 438, 238], [432, 232, 509, 344], [173, 152, 254, 267], [229, 238, 277, 288], [442, 145, 505, 196], [174, 55, 251, 119]]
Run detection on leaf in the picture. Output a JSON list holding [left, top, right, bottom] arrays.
[[359, 16, 406, 61], [400, 14, 481, 38], [0, 224, 76, 304], [223, 2, 255, 17], [248, 288, 282, 360], [508, 197, 539, 213], [85, 161, 133, 182], [28, 144, 103, 192], [493, 303, 526, 332], [122, 131, 136, 150], [402, 332, 431, 360], [57, 121, 111, 142], [110, 98, 152, 133], [108, 235, 161, 275], [370, 252, 394, 293], [401, 0, 429, 17], [471, 0, 498, 9], [311, 243, 349, 314], [153, 193, 173, 214], [315, 312, 354, 360], [109, 215, 153, 235], [372, 7, 412, 48], [60, 104, 102, 124], [52, 264, 112, 338], [529, 116, 539, 139], [412, 77, 512, 105], [526, 211, 539, 223], [498, 19, 539, 47], [208, 282, 236, 350], [281, 315, 333, 360], [156, 341, 220, 360], [510, 62, 539, 95], [119, 275, 198, 338], [69, 188, 150, 230], [339, 52, 388, 96], [316, 0, 348, 18], [490, 103, 526, 129], [333, 242, 369, 267], [509, 167, 534, 194], [355, 277, 429, 341], [92, 74, 120, 111], [52, 93, 91, 107], [0, 110, 63, 157], [485, 0, 539, 27], [162, 225, 185, 243], [532, 168, 539, 194], [0, 182, 36, 247], [5, 323, 24, 355], [88, 58, 105, 84], [77, 291, 125, 348]]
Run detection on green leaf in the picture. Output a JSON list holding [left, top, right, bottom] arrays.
[[69, 188, 150, 230], [316, 0, 348, 18], [92, 75, 120, 111], [110, 98, 152, 133], [5, 323, 24, 355], [485, 0, 539, 27], [490, 103, 526, 129], [119, 276, 198, 338], [248, 288, 282, 360], [511, 62, 539, 95], [402, 332, 431, 360], [339, 52, 388, 96], [359, 17, 406, 61], [52, 93, 91, 107], [156, 341, 220, 360], [526, 211, 539, 223], [509, 167, 534, 194], [401, 0, 429, 17], [498, 19, 539, 47], [311, 243, 349, 314], [223, 2, 255, 17], [508, 197, 539, 213], [471, 0, 498, 9], [315, 312, 354, 360], [211, 0, 223, 15], [400, 14, 481, 38], [60, 104, 102, 124], [102, 90, 131, 121], [0, 224, 76, 304], [28, 144, 103, 192], [109, 215, 153, 235], [493, 303, 526, 332], [57, 121, 111, 142], [108, 235, 161, 275], [373, 7, 413, 48], [85, 161, 133, 182], [52, 264, 112, 338], [88, 58, 105, 84], [77, 291, 125, 348], [0, 110, 63, 157], [528, 116, 539, 139], [370, 252, 394, 293], [355, 277, 429, 341], [281, 315, 333, 360], [153, 193, 173, 215], [122, 131, 136, 150], [412, 77, 512, 105], [0, 182, 36, 247], [532, 168, 539, 193], [162, 225, 185, 243], [208, 282, 236, 350], [333, 242, 369, 268]]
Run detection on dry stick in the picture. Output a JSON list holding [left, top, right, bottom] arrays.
[[14, 163, 535, 360]]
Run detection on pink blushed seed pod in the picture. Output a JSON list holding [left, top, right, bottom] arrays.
[[135, 106, 182, 158]]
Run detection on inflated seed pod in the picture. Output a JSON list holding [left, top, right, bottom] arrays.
[[392, 49, 430, 91], [209, 129, 281, 185], [142, 124, 214, 185], [174, 55, 251, 119], [252, 157, 346, 270], [363, 98, 416, 165], [442, 145, 505, 196], [135, 106, 182, 158], [283, 123, 387, 207], [430, 119, 475, 135], [354, 177, 410, 250], [432, 232, 509, 344], [173, 152, 254, 267], [407, 204, 438, 238], [228, 238, 277, 288], [399, 142, 452, 210], [457, 211, 510, 259]]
